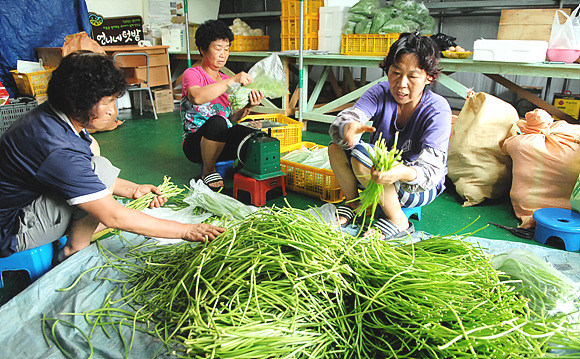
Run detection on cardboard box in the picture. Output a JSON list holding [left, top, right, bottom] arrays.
[[188, 23, 199, 52], [318, 6, 350, 53], [133, 88, 174, 114], [553, 92, 580, 120], [473, 39, 548, 63], [498, 8, 571, 42], [161, 27, 184, 52], [125, 66, 171, 88]]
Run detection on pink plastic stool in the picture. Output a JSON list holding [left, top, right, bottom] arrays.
[[233, 173, 286, 206]]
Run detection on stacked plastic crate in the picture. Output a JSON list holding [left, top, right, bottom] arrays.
[[280, 0, 323, 51]]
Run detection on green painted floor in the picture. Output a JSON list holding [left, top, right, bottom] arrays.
[[0, 107, 544, 305], [98, 109, 528, 242]]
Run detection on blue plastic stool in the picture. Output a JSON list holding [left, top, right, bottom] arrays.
[[402, 206, 422, 220], [201, 160, 235, 179], [0, 236, 67, 288], [376, 206, 422, 220], [533, 208, 580, 251]]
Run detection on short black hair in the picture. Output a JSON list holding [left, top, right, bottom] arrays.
[[47, 51, 126, 126], [380, 31, 441, 82], [195, 19, 234, 53]]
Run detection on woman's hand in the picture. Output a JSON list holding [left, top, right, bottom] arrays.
[[248, 89, 264, 107], [370, 162, 417, 186], [132, 185, 168, 209], [232, 71, 253, 86], [343, 121, 376, 148], [182, 223, 226, 243]]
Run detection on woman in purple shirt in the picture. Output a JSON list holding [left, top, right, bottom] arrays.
[[329, 32, 452, 240]]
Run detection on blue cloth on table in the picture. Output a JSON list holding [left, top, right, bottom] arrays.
[[0, 0, 91, 97]]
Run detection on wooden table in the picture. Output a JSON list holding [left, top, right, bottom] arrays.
[[298, 55, 580, 123], [36, 45, 172, 88], [170, 51, 580, 123]]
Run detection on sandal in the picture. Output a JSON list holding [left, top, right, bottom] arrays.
[[202, 172, 224, 192], [369, 218, 415, 240], [337, 205, 356, 227]]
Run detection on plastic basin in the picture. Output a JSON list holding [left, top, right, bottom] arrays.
[[546, 48, 580, 63]]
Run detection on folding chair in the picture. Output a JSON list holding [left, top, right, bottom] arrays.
[[113, 52, 158, 120]]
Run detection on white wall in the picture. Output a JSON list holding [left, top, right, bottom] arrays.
[[187, 0, 220, 24]]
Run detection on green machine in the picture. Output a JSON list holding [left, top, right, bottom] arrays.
[[238, 122, 286, 180]]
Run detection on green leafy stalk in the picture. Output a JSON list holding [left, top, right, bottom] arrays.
[[124, 176, 184, 212], [355, 132, 402, 220]]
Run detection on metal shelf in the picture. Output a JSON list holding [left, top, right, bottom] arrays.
[[424, 0, 578, 16], [220, 1, 577, 18]]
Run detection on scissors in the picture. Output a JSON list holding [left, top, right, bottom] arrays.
[[487, 222, 535, 239]]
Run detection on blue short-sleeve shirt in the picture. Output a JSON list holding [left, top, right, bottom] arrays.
[[0, 102, 109, 256]]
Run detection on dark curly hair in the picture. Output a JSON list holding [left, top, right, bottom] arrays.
[[380, 31, 441, 82], [195, 19, 234, 53], [47, 51, 127, 126]]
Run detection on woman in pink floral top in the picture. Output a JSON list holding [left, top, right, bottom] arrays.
[[181, 20, 264, 191]]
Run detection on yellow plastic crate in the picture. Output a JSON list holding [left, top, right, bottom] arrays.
[[281, 0, 324, 17], [280, 15, 320, 37], [280, 142, 344, 203], [10, 67, 55, 97], [231, 36, 270, 51], [241, 113, 302, 147], [281, 34, 318, 51], [341, 33, 400, 56]]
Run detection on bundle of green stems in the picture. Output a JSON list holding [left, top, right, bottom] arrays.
[[47, 206, 580, 358], [355, 132, 402, 221], [124, 176, 185, 212]]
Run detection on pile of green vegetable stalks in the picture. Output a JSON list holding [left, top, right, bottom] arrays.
[[59, 207, 580, 358]]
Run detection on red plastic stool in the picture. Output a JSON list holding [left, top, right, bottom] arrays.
[[233, 173, 286, 206]]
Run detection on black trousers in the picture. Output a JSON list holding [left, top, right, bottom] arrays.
[[182, 115, 256, 164]]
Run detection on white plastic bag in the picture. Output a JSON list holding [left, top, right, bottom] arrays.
[[571, 173, 580, 213], [549, 6, 580, 49], [184, 179, 258, 220], [227, 53, 288, 111], [142, 207, 214, 244]]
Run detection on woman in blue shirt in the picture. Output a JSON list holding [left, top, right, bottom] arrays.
[[0, 51, 224, 262], [329, 32, 452, 240]]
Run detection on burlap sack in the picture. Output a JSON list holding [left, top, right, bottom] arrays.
[[501, 109, 580, 228], [62, 32, 105, 57], [447, 92, 518, 206]]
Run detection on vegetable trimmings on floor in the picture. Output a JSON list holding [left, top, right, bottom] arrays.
[[49, 206, 580, 358]]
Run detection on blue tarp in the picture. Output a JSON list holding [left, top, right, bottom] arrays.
[[0, 189, 578, 357], [0, 0, 91, 98], [0, 230, 578, 358]]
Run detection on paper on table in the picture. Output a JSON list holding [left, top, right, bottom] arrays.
[[16, 60, 45, 73]]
